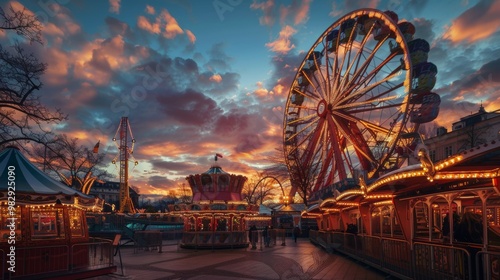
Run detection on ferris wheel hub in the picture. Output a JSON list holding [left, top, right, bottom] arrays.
[[317, 100, 328, 117]]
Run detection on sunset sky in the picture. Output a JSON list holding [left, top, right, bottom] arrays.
[[2, 0, 500, 195]]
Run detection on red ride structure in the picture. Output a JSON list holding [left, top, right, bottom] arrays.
[[170, 156, 262, 249], [112, 117, 138, 213], [294, 8, 500, 280], [283, 9, 440, 202]]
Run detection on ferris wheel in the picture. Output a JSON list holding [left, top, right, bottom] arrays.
[[283, 9, 440, 197]]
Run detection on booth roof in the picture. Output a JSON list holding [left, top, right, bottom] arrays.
[[0, 147, 95, 199]]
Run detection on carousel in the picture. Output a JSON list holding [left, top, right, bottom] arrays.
[[0, 146, 115, 279], [170, 156, 261, 249]]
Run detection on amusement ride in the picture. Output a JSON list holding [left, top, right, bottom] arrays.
[[112, 117, 138, 213], [293, 8, 500, 280], [283, 8, 439, 201]]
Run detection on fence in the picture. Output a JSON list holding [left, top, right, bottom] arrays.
[[310, 230, 487, 280], [133, 230, 163, 253], [178, 229, 288, 250], [1, 239, 115, 280], [476, 250, 500, 280]]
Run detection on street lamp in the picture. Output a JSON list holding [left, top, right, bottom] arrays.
[[283, 195, 289, 207]]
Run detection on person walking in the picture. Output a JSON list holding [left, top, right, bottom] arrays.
[[249, 225, 258, 249], [270, 226, 276, 245], [293, 226, 301, 243], [263, 226, 270, 247]]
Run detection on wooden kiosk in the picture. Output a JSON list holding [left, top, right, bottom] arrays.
[[0, 146, 116, 279]]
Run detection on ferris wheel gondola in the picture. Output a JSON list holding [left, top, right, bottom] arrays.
[[283, 9, 440, 198]]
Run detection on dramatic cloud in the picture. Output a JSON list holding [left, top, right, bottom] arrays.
[[105, 17, 133, 38], [413, 18, 436, 42], [157, 89, 222, 126], [4, 1, 497, 194], [265, 25, 297, 54], [279, 0, 311, 25], [185, 29, 196, 44], [109, 0, 120, 14], [251, 0, 311, 27], [137, 9, 185, 39], [137, 15, 161, 34], [210, 73, 222, 83], [145, 5, 155, 15], [251, 0, 275, 26], [443, 0, 500, 44]]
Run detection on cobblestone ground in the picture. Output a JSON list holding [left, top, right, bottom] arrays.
[[89, 238, 395, 280]]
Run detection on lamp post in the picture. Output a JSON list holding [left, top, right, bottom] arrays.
[[283, 195, 289, 207]]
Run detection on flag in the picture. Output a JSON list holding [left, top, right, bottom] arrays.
[[214, 153, 223, 161], [93, 140, 100, 153]]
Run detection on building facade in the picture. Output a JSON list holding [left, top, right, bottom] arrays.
[[89, 181, 140, 212], [424, 105, 500, 162]]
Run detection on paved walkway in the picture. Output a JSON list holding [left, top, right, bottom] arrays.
[[90, 238, 394, 280]]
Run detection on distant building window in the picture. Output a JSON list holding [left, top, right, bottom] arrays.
[[430, 150, 436, 162], [445, 146, 452, 157]]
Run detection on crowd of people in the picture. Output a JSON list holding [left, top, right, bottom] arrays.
[[442, 211, 483, 243], [248, 224, 302, 249]]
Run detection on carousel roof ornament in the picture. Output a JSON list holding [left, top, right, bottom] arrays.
[[0, 146, 102, 210]]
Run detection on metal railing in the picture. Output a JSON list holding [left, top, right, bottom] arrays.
[[180, 231, 249, 250], [178, 229, 288, 250], [310, 230, 484, 280], [0, 249, 5, 280], [1, 239, 115, 279], [133, 230, 163, 253], [72, 238, 114, 270], [413, 242, 472, 280], [475, 250, 500, 280]]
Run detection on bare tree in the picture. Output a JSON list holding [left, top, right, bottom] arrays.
[[0, 5, 65, 148], [457, 123, 488, 152], [264, 148, 317, 206], [241, 171, 280, 205], [31, 134, 108, 192], [286, 156, 319, 207], [177, 182, 193, 204]]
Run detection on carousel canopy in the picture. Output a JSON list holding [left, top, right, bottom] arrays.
[[0, 146, 102, 209]]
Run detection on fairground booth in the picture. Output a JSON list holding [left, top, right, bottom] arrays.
[[0, 146, 116, 279], [170, 163, 263, 249]]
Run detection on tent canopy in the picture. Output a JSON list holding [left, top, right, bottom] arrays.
[[0, 146, 101, 208]]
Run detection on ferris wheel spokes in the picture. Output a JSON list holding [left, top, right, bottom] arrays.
[[284, 9, 443, 198]]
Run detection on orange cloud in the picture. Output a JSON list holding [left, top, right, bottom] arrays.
[[265, 25, 296, 54], [293, 0, 311, 25], [109, 0, 120, 14], [272, 83, 285, 95], [210, 73, 222, 83], [7, 1, 34, 16], [251, 0, 275, 26], [145, 5, 155, 15], [44, 48, 69, 86], [137, 9, 185, 39], [139, 142, 187, 157], [443, 0, 500, 44], [279, 0, 311, 25], [137, 15, 161, 34], [160, 10, 184, 38], [71, 36, 131, 85], [186, 29, 196, 44], [43, 22, 65, 37]]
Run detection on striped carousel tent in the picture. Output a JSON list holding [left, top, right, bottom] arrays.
[[0, 146, 102, 210]]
